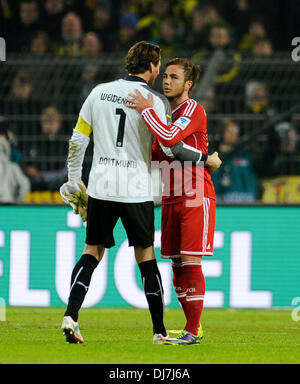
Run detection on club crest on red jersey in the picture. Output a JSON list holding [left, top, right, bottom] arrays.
[[173, 116, 191, 130]]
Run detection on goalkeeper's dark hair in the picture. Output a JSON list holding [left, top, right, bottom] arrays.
[[125, 41, 161, 75], [165, 58, 201, 93]]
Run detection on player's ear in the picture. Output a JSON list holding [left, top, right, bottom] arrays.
[[185, 80, 193, 93], [149, 62, 154, 73]]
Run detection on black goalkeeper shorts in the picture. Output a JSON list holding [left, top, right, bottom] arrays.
[[86, 196, 154, 249]]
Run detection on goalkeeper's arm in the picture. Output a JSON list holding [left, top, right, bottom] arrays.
[[67, 128, 90, 182], [60, 120, 91, 220]]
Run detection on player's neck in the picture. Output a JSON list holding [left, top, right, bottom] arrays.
[[133, 72, 151, 85], [169, 93, 190, 111]]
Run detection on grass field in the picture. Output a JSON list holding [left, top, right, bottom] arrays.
[[0, 307, 299, 364]]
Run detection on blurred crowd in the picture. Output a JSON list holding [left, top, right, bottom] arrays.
[[0, 0, 300, 204], [0, 0, 298, 56]]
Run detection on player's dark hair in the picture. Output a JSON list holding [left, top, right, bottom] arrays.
[[125, 41, 161, 75], [165, 58, 201, 92]]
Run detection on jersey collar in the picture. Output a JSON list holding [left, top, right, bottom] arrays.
[[124, 75, 148, 85], [171, 99, 191, 114]]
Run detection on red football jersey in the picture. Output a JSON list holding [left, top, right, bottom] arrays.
[[143, 99, 215, 202]]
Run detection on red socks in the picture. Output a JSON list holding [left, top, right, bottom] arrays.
[[172, 260, 205, 336], [172, 261, 188, 317]]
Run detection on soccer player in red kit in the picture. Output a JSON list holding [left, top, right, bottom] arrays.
[[128, 58, 221, 345]]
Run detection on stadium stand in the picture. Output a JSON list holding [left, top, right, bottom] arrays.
[[0, 0, 300, 203]]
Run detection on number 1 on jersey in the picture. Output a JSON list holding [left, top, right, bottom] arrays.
[[116, 108, 126, 147]]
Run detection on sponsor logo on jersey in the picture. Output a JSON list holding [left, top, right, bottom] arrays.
[[173, 116, 191, 131]]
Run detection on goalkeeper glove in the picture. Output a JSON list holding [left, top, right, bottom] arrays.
[[60, 181, 88, 222]]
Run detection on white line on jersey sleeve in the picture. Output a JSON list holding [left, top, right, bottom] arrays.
[[141, 107, 182, 146]]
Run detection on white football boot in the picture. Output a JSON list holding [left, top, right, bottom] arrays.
[[61, 316, 84, 344], [153, 333, 169, 344]]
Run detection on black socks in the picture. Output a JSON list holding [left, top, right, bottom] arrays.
[[64, 254, 99, 322], [65, 254, 167, 338], [138, 259, 167, 337]]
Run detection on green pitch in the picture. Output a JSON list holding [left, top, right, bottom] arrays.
[[0, 307, 299, 364]]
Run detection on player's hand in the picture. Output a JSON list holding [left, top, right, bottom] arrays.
[[126, 89, 154, 113], [60, 181, 88, 222], [67, 193, 88, 222], [205, 152, 222, 173]]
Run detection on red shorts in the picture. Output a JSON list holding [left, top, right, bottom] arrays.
[[160, 198, 216, 258]]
